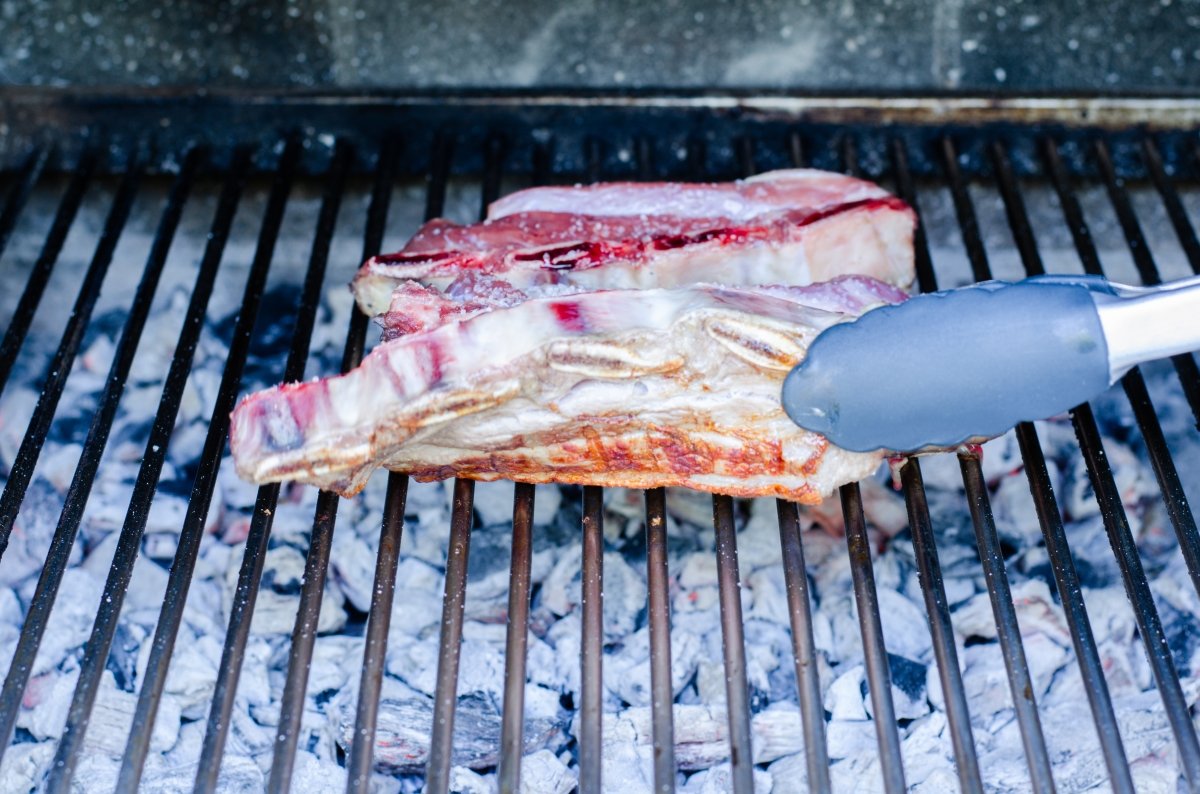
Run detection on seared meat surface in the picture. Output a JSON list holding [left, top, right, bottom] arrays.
[[231, 277, 906, 501]]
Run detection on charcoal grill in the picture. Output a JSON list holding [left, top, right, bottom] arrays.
[[1, 90, 1200, 794]]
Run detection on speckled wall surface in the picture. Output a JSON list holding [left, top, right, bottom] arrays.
[[1, 0, 1198, 92]]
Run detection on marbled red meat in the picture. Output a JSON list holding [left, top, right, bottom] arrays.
[[351, 169, 915, 316]]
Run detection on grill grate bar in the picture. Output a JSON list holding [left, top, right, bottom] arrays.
[[891, 139, 938, 295], [0, 154, 139, 563], [187, 139, 357, 792], [269, 489, 342, 792], [345, 473, 409, 793], [1093, 140, 1200, 424], [1142, 137, 1200, 277], [997, 135, 1200, 790], [839, 482, 906, 793], [498, 483, 537, 793], [774, 500, 831, 793], [958, 453, 1057, 792], [1015, 421, 1135, 792], [780, 128, 835, 794], [0, 146, 198, 778], [779, 130, 835, 793], [0, 149, 91, 401], [0, 146, 50, 265], [263, 142, 364, 793], [712, 494, 755, 793], [942, 137, 1058, 790], [115, 135, 303, 790], [891, 137, 984, 793], [1122, 369, 1200, 595], [577, 143, 606, 794], [1071, 403, 1200, 786], [1041, 139, 1200, 602], [901, 459, 983, 794], [52, 146, 248, 790], [839, 138, 907, 794], [340, 138, 406, 794], [425, 477, 477, 793], [644, 487, 677, 793], [940, 138, 993, 283], [425, 135, 497, 794], [579, 485, 605, 793], [990, 140, 1045, 275]]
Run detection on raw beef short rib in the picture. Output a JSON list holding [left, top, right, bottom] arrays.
[[230, 276, 907, 502]]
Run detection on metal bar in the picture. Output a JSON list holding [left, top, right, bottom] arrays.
[[892, 136, 986, 793], [644, 487, 676, 794], [1122, 369, 1200, 597], [989, 140, 1045, 274], [265, 143, 381, 794], [1070, 403, 1200, 787], [900, 460, 983, 794], [940, 137, 993, 282], [960, 140, 1057, 792], [579, 485, 604, 794], [497, 483, 536, 793], [1093, 140, 1160, 285], [1093, 138, 1200, 424], [189, 139, 362, 793], [480, 134, 505, 219], [1040, 138, 1104, 277], [958, 453, 1056, 792], [344, 474, 408, 793], [712, 495, 754, 794], [424, 477, 477, 794], [1015, 422, 1134, 793], [267, 488, 342, 794], [425, 134, 498, 794], [56, 148, 244, 791], [1142, 137, 1200, 276], [788, 131, 805, 171], [890, 138, 938, 295], [0, 149, 92, 401], [0, 146, 50, 263], [115, 135, 303, 790], [0, 152, 138, 562], [774, 500, 830, 794], [636, 136, 654, 181], [338, 137, 424, 794], [1041, 138, 1200, 602], [0, 146, 198, 781], [585, 137, 603, 184], [737, 135, 756, 177], [839, 483, 906, 794]]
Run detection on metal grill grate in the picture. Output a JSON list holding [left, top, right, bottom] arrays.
[[1, 94, 1200, 794]]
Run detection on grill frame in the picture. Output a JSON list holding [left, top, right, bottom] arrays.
[[0, 92, 1199, 793]]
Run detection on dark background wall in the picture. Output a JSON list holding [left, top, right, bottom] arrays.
[[2, 0, 1199, 93]]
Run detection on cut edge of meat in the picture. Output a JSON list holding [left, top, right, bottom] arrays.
[[351, 196, 916, 316]]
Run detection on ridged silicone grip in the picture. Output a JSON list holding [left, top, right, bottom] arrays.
[[782, 280, 1111, 452]]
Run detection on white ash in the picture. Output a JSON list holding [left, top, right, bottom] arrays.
[[2, 173, 1200, 794]]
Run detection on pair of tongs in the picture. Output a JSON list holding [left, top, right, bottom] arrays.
[[782, 274, 1200, 452]]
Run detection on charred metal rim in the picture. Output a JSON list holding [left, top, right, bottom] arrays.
[[3, 89, 1200, 178]]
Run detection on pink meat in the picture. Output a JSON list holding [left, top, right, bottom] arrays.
[[351, 168, 915, 316]]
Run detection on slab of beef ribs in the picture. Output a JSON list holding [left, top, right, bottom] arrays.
[[230, 169, 917, 501]]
